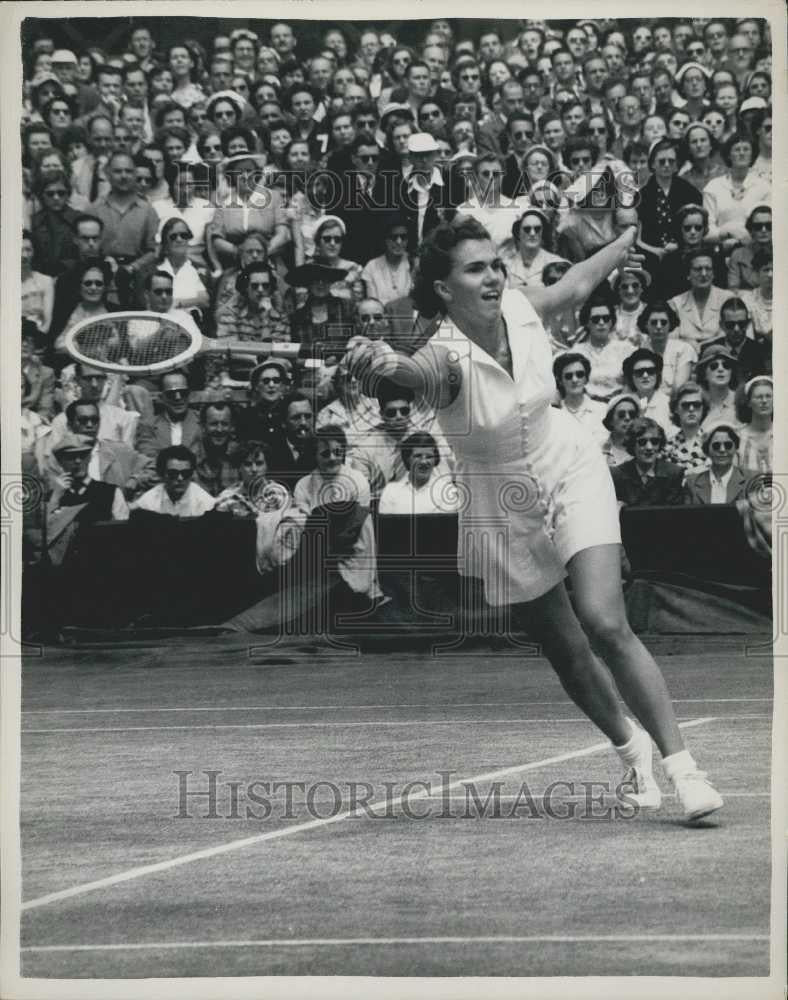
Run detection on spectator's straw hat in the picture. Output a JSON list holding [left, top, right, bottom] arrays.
[[52, 432, 94, 457], [408, 132, 440, 154], [51, 50, 78, 65], [380, 102, 415, 128], [602, 392, 641, 430], [696, 344, 737, 372], [249, 358, 293, 389], [739, 96, 768, 114], [674, 61, 712, 83], [285, 262, 349, 286]]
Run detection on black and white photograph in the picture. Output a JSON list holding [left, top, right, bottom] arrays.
[[0, 2, 785, 997]]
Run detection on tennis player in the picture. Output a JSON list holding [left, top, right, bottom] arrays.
[[356, 217, 723, 823]]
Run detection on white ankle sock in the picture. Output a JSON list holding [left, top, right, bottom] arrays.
[[662, 749, 697, 782], [614, 718, 642, 763]]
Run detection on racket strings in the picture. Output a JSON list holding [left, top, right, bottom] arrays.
[[71, 317, 193, 369]]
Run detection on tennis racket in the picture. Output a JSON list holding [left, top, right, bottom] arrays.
[[64, 311, 304, 376]]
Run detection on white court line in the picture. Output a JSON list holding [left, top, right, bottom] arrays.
[[21, 698, 774, 714], [21, 715, 770, 734], [20, 717, 716, 912], [22, 933, 769, 953]]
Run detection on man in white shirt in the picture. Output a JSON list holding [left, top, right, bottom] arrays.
[[132, 445, 215, 516]]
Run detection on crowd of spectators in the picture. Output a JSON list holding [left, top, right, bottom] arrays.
[[19, 17, 774, 616]]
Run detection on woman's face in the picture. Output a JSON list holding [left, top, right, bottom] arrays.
[[630, 357, 658, 396], [226, 135, 251, 156], [687, 126, 711, 161], [749, 75, 771, 99], [652, 144, 678, 181], [200, 134, 223, 162], [169, 46, 193, 78], [47, 100, 73, 130], [165, 222, 192, 257], [316, 438, 345, 477], [40, 179, 71, 213], [677, 390, 704, 429], [254, 83, 277, 105], [618, 275, 643, 308], [439, 238, 505, 325], [707, 430, 736, 471], [560, 361, 588, 398], [232, 76, 250, 100], [525, 151, 550, 180], [409, 446, 437, 481], [257, 50, 280, 76], [151, 69, 174, 95], [518, 214, 544, 253], [390, 49, 412, 79], [680, 212, 706, 247], [611, 401, 638, 439], [729, 139, 753, 170], [212, 101, 237, 130], [37, 150, 63, 178], [642, 115, 667, 144], [163, 135, 187, 162], [317, 225, 343, 262], [286, 142, 310, 169], [541, 119, 565, 150], [77, 54, 93, 82], [749, 384, 773, 419], [332, 68, 355, 94], [457, 63, 482, 95], [587, 305, 613, 344], [702, 110, 726, 141], [80, 266, 105, 304], [66, 140, 88, 163], [240, 449, 268, 487], [21, 237, 34, 269], [488, 61, 511, 87], [269, 127, 291, 156], [705, 356, 732, 389], [715, 85, 738, 113], [644, 310, 672, 347], [331, 115, 355, 146], [682, 69, 707, 99], [667, 113, 690, 139]]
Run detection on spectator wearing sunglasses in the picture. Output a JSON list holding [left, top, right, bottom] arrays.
[[636, 139, 702, 263], [361, 214, 412, 306], [622, 348, 671, 434], [727, 205, 771, 291], [552, 353, 607, 445], [504, 208, 563, 289], [132, 444, 215, 516], [151, 161, 215, 270], [573, 288, 635, 401], [739, 250, 772, 345], [654, 205, 726, 301], [706, 296, 769, 383], [457, 154, 528, 250], [137, 370, 202, 460], [601, 393, 642, 468], [611, 416, 684, 507], [215, 261, 289, 342], [702, 131, 770, 250], [694, 343, 741, 431], [663, 382, 710, 474], [152, 216, 210, 311], [684, 424, 756, 505]]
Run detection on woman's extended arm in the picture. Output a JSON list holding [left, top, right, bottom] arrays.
[[524, 226, 640, 320]]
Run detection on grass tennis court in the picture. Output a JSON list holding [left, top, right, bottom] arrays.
[[20, 634, 773, 979]]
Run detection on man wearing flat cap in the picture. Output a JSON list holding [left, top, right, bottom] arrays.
[[49, 432, 130, 524]]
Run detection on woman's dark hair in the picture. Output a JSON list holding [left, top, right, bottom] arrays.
[[155, 444, 197, 478], [376, 377, 415, 409], [552, 352, 591, 396], [33, 165, 72, 199], [721, 130, 757, 167], [624, 416, 666, 456], [636, 299, 680, 334], [167, 43, 198, 82], [411, 216, 492, 317], [234, 439, 273, 466], [623, 139, 650, 165], [682, 124, 719, 166], [579, 113, 616, 151], [153, 101, 187, 130], [220, 125, 257, 157], [669, 381, 709, 427], [206, 92, 243, 123], [578, 284, 617, 329], [235, 260, 276, 295], [745, 203, 771, 233], [399, 431, 440, 471], [154, 125, 191, 157], [701, 423, 741, 457], [43, 92, 77, 124], [673, 202, 710, 243], [315, 423, 348, 461], [746, 71, 771, 96], [622, 348, 664, 391]]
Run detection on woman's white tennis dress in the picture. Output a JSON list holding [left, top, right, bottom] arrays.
[[414, 289, 621, 606]]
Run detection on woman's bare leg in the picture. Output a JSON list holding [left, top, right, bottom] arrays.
[[567, 544, 684, 758]]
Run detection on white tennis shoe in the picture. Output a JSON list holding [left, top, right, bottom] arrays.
[[672, 770, 724, 822]]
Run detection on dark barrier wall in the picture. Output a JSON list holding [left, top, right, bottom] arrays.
[[23, 506, 770, 633]]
